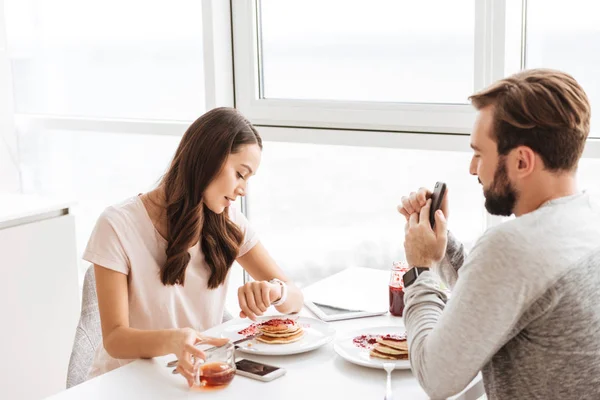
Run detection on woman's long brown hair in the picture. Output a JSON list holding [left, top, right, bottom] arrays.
[[160, 107, 262, 288]]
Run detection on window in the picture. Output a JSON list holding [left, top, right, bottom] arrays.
[[247, 136, 485, 288], [4, 0, 232, 289], [233, 0, 483, 133], [525, 0, 600, 137], [5, 0, 205, 120], [259, 0, 475, 104]]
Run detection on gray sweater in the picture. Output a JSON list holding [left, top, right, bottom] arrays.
[[404, 193, 600, 400]]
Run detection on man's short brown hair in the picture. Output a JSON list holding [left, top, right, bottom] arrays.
[[469, 69, 590, 171]]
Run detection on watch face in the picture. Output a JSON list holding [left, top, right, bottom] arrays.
[[402, 268, 418, 287]]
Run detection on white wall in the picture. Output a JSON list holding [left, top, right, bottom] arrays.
[[0, 211, 80, 399], [0, 0, 20, 193]]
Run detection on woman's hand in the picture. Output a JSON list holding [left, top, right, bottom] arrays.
[[238, 280, 282, 321], [172, 328, 230, 387]]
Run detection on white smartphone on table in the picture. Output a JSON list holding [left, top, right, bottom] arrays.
[[235, 358, 286, 382]]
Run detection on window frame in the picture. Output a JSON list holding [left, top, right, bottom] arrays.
[[231, 0, 509, 134]]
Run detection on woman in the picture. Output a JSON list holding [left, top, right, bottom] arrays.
[[84, 107, 303, 386]]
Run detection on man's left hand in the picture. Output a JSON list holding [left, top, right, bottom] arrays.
[[404, 199, 448, 267]]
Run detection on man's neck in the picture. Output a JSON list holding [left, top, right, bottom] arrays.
[[513, 175, 579, 217]]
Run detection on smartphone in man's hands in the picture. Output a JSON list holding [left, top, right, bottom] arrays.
[[429, 182, 447, 228]]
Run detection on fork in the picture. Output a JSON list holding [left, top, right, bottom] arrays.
[[383, 362, 395, 400]]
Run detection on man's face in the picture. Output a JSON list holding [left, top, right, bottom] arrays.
[[470, 106, 518, 216]]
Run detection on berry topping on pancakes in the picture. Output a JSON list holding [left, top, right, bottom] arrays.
[[352, 332, 409, 360], [238, 324, 258, 336], [238, 318, 305, 344], [258, 318, 296, 327], [380, 333, 407, 342], [352, 335, 380, 349]]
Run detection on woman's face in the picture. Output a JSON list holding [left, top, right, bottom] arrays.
[[203, 143, 262, 214]]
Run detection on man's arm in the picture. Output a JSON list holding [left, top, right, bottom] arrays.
[[433, 230, 467, 289], [403, 228, 534, 399]]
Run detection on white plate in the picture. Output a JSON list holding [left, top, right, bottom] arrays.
[[333, 326, 411, 370], [220, 316, 335, 356]]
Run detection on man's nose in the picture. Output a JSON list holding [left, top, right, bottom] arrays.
[[469, 158, 477, 176]]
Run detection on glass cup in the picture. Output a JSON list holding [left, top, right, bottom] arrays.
[[192, 341, 236, 391]]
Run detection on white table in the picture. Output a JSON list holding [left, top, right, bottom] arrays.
[[46, 268, 484, 400]]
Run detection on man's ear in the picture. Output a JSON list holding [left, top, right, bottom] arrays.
[[515, 146, 536, 177]]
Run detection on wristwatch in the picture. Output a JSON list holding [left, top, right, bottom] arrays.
[[269, 278, 288, 306], [402, 267, 430, 289]]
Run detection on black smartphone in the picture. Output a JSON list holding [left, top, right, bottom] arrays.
[[429, 182, 447, 228], [235, 358, 286, 382]]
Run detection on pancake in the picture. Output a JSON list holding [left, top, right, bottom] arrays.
[[257, 318, 299, 334], [256, 330, 305, 344], [368, 333, 409, 360], [258, 324, 300, 334], [374, 343, 408, 356], [258, 326, 303, 338], [369, 348, 409, 360], [376, 338, 408, 352]]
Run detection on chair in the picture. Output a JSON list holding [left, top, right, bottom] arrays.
[[66, 266, 102, 388], [66, 266, 235, 388]]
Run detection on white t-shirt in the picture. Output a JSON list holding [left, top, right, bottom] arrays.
[[83, 195, 259, 378]]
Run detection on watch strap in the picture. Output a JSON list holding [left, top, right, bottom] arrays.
[[402, 267, 430, 288], [269, 278, 288, 306]]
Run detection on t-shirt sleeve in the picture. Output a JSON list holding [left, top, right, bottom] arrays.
[[229, 205, 259, 258], [82, 208, 130, 275]]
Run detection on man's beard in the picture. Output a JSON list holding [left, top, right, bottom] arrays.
[[482, 157, 518, 216]]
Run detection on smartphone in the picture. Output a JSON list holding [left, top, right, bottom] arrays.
[[429, 181, 447, 228], [235, 358, 286, 382]]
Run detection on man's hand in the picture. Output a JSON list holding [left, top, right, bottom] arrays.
[[404, 199, 448, 267], [397, 187, 450, 222]]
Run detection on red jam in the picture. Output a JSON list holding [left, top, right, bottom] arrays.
[[389, 286, 405, 316], [380, 333, 407, 342], [237, 318, 297, 336], [389, 262, 409, 317], [259, 318, 296, 327], [352, 335, 380, 349], [352, 333, 407, 349], [238, 324, 258, 336]]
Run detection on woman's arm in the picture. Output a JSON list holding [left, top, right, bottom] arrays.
[[95, 264, 178, 358], [94, 265, 228, 386], [236, 241, 304, 320]]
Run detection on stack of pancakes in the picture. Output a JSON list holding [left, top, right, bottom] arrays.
[[255, 318, 304, 344], [369, 336, 409, 360]]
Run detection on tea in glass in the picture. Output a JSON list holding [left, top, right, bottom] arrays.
[[192, 341, 236, 390]]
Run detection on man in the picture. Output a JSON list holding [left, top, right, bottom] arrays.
[[398, 69, 600, 399]]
